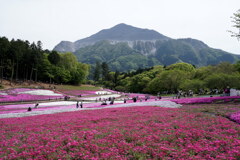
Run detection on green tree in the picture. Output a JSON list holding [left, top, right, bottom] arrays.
[[128, 74, 151, 93], [48, 51, 60, 65], [93, 61, 101, 81], [234, 61, 240, 72], [147, 70, 188, 93], [69, 63, 89, 85], [101, 62, 110, 81], [180, 79, 205, 93], [0, 37, 10, 83], [166, 62, 195, 72], [205, 73, 240, 89], [37, 53, 54, 83], [59, 52, 78, 70], [230, 9, 240, 40]]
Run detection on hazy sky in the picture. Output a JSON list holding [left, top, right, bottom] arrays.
[[0, 0, 240, 54]]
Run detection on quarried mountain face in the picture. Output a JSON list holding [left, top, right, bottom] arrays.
[[53, 23, 240, 72], [53, 23, 170, 52], [54, 41, 75, 52]]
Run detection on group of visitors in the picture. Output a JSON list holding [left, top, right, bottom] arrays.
[[76, 101, 83, 108], [174, 90, 194, 99], [101, 97, 115, 105], [132, 95, 151, 103], [27, 102, 39, 111]]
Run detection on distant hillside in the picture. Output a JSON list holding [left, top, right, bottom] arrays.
[[53, 23, 240, 72], [73, 39, 239, 72], [54, 23, 170, 53]]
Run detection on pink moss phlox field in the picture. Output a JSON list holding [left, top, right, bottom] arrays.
[[59, 90, 98, 96], [1, 106, 240, 159], [229, 111, 240, 124], [125, 93, 155, 99], [170, 96, 240, 104], [0, 88, 64, 102]]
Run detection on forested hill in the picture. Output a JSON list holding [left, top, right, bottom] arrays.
[[73, 39, 240, 72], [54, 23, 240, 72]]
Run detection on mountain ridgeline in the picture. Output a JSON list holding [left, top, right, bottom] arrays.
[[54, 23, 240, 72]]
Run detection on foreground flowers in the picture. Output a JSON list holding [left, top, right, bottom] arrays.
[[0, 106, 239, 159]]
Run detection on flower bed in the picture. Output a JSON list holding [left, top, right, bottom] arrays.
[[170, 96, 240, 104], [0, 106, 239, 159], [0, 88, 64, 103], [229, 111, 240, 124], [58, 90, 98, 97]]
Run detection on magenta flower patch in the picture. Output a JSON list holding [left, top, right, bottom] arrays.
[[170, 96, 240, 104], [0, 106, 239, 159], [0, 88, 65, 102], [229, 111, 240, 124]]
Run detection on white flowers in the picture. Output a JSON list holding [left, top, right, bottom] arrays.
[[18, 90, 63, 96]]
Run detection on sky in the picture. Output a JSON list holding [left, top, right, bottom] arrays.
[[0, 0, 240, 54]]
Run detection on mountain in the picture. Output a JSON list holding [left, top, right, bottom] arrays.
[[53, 23, 240, 72], [53, 23, 170, 52]]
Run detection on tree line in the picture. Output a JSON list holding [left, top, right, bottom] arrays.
[[93, 62, 240, 95], [0, 37, 89, 85]]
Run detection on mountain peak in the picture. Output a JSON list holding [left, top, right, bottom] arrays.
[[112, 23, 130, 27], [87, 23, 170, 41], [53, 23, 170, 52]]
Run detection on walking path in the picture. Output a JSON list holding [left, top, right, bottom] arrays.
[[0, 100, 181, 118]]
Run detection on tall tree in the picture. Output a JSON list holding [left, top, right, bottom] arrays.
[[0, 37, 10, 83], [48, 51, 60, 65], [101, 62, 110, 81], [230, 9, 240, 40], [93, 61, 101, 81]]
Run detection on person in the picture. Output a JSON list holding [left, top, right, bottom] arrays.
[[76, 101, 79, 108], [124, 98, 127, 103], [101, 100, 107, 105], [34, 103, 39, 108], [226, 86, 230, 96], [27, 107, 32, 111], [110, 98, 114, 105], [145, 96, 148, 101], [133, 97, 137, 102], [80, 101, 83, 108]]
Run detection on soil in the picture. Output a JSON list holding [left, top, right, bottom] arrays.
[[0, 80, 53, 90]]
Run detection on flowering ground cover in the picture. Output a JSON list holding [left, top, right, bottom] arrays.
[[182, 103, 240, 124], [170, 96, 240, 104], [0, 106, 240, 159], [230, 111, 240, 124], [58, 90, 97, 97], [0, 88, 65, 103]]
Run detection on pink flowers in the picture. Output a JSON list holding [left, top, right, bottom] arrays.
[[170, 96, 240, 104], [0, 88, 65, 102], [0, 106, 239, 159], [229, 111, 240, 124], [59, 90, 97, 96]]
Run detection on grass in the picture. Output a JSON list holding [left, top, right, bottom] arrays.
[[56, 85, 101, 91], [182, 103, 240, 117]]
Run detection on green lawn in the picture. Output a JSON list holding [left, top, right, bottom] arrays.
[[56, 84, 101, 91]]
